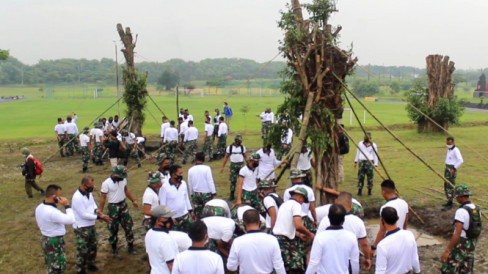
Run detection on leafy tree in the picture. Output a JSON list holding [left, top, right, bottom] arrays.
[[352, 79, 379, 97], [0, 49, 9, 60], [157, 70, 179, 90]]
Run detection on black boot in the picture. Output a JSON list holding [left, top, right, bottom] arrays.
[[442, 201, 453, 209], [87, 265, 100, 272], [229, 191, 235, 201], [82, 167, 87, 173], [128, 243, 137, 255], [111, 243, 118, 255], [368, 189, 372, 196], [357, 189, 362, 196]]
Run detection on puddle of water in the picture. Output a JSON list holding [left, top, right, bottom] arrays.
[[365, 219, 445, 247]]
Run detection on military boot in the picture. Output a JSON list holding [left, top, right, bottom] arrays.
[[128, 243, 137, 255], [82, 167, 87, 173], [368, 189, 372, 196], [357, 189, 362, 196], [229, 191, 235, 201], [111, 243, 118, 255]]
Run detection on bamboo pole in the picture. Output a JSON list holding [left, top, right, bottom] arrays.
[[291, 92, 314, 169]]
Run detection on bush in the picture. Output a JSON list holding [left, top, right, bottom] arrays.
[[352, 79, 379, 97]]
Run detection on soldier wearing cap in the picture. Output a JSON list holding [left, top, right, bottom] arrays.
[[99, 165, 139, 255], [259, 178, 281, 231], [236, 153, 263, 212], [221, 134, 247, 200], [145, 205, 179, 274], [90, 122, 105, 165], [273, 187, 314, 273], [202, 198, 231, 218], [441, 184, 481, 273], [21, 147, 45, 198], [79, 126, 93, 173], [284, 168, 319, 233], [142, 171, 163, 231]]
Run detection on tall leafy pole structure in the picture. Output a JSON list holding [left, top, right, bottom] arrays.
[[117, 23, 148, 135], [278, 0, 356, 203]]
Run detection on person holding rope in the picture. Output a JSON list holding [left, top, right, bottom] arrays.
[[256, 144, 283, 182], [354, 132, 378, 196], [442, 136, 464, 210]]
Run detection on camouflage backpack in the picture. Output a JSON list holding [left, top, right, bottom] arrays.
[[462, 205, 482, 239]]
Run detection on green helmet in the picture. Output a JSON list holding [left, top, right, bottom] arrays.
[[147, 171, 161, 183], [259, 178, 277, 189], [234, 134, 243, 141], [111, 165, 128, 178], [289, 187, 309, 202], [21, 147, 30, 157], [454, 184, 473, 197], [288, 168, 306, 179], [249, 152, 260, 161]]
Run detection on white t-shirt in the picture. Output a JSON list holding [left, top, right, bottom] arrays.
[[159, 180, 192, 218], [305, 228, 360, 274], [281, 128, 293, 144], [236, 205, 266, 224], [227, 144, 246, 163], [272, 199, 302, 239], [263, 192, 280, 228], [161, 122, 170, 138], [317, 214, 367, 239], [188, 164, 216, 194], [315, 204, 332, 224], [205, 199, 231, 218], [256, 148, 281, 179], [375, 229, 420, 274], [184, 127, 199, 142], [283, 184, 315, 218], [164, 127, 179, 142], [227, 231, 286, 274], [90, 128, 104, 142], [238, 165, 258, 191], [71, 189, 98, 228], [380, 197, 409, 229], [179, 121, 189, 135], [142, 186, 160, 219], [218, 122, 228, 136], [35, 202, 75, 237], [173, 247, 225, 274], [100, 177, 127, 203], [202, 216, 236, 242], [455, 203, 476, 238], [297, 149, 313, 170], [145, 228, 179, 274], [205, 123, 214, 136], [168, 231, 192, 253], [65, 122, 78, 134], [79, 134, 90, 147], [124, 132, 136, 145], [54, 124, 66, 135]]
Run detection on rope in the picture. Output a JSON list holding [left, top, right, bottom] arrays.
[[334, 72, 455, 188], [147, 94, 168, 118]]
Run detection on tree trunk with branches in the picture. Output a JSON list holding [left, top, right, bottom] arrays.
[[279, 0, 356, 204], [117, 23, 147, 135]]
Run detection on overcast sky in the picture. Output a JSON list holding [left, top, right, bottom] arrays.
[[2, 0, 487, 69]]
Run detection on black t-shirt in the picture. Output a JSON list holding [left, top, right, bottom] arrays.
[[104, 138, 121, 158]]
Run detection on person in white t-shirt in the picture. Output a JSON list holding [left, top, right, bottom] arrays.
[[277, 122, 293, 160], [79, 126, 93, 173], [65, 116, 80, 155], [259, 178, 282, 231], [90, 122, 105, 165], [273, 187, 315, 273], [188, 152, 216, 218], [156, 156, 171, 184], [160, 116, 169, 143], [202, 116, 215, 161], [142, 171, 163, 230], [306, 204, 360, 274], [317, 192, 372, 270], [162, 121, 178, 164], [173, 220, 225, 274], [315, 185, 365, 219], [371, 179, 409, 254], [297, 144, 315, 186], [203, 198, 231, 218], [375, 207, 420, 274], [236, 153, 262, 211], [227, 209, 285, 274], [54, 117, 68, 157], [202, 215, 236, 258], [145, 205, 179, 274], [216, 116, 228, 159], [441, 184, 479, 273], [221, 134, 247, 200], [258, 107, 274, 139], [35, 184, 75, 274], [256, 144, 283, 180], [183, 120, 199, 164]]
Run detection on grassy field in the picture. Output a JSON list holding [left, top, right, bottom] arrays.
[[1, 87, 488, 272]]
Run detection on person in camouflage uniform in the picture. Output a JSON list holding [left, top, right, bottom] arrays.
[[354, 132, 378, 196], [202, 205, 227, 218], [441, 185, 480, 274], [442, 137, 464, 209], [79, 126, 93, 173], [54, 117, 68, 157], [35, 184, 75, 274], [99, 165, 139, 255], [220, 134, 246, 200], [216, 116, 228, 159], [120, 129, 141, 168], [91, 122, 104, 165], [202, 116, 214, 161]]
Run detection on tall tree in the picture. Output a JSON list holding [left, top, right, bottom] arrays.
[[272, 0, 356, 203], [0, 49, 9, 60], [117, 23, 148, 135], [157, 69, 180, 90]]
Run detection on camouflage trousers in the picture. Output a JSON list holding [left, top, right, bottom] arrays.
[[81, 147, 90, 169], [261, 121, 272, 139], [174, 213, 193, 233], [183, 140, 198, 163], [192, 192, 214, 219], [229, 162, 244, 192], [74, 226, 98, 273], [242, 189, 264, 213], [107, 201, 134, 245], [303, 215, 317, 234], [67, 134, 80, 155], [357, 160, 374, 190], [202, 136, 214, 160], [202, 205, 227, 218], [441, 238, 476, 274], [142, 218, 152, 231], [350, 202, 365, 219], [217, 134, 227, 157], [277, 143, 291, 160], [276, 235, 305, 273], [93, 142, 103, 163], [301, 169, 313, 187], [25, 177, 43, 197], [41, 235, 66, 274], [57, 135, 66, 157], [124, 143, 141, 165], [162, 141, 177, 164], [444, 164, 457, 204]]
